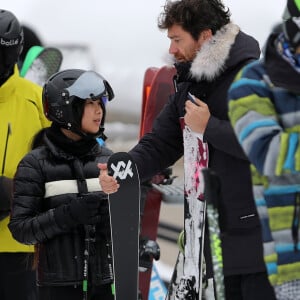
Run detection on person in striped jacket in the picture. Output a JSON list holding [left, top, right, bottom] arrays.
[[228, 0, 300, 299]]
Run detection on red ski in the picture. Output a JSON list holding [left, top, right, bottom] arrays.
[[138, 65, 176, 300]]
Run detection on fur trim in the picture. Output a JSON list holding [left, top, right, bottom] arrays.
[[162, 52, 176, 67], [190, 23, 240, 81], [163, 23, 240, 80]]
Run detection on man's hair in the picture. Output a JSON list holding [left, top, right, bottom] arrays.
[[158, 0, 231, 40]]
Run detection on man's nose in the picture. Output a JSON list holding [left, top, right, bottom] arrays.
[[169, 42, 177, 54]]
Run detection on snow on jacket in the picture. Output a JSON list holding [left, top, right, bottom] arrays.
[[228, 32, 300, 289], [9, 129, 114, 287], [130, 23, 264, 276], [0, 65, 50, 253]]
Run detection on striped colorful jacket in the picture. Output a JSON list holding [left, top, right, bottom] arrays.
[[228, 33, 300, 288]]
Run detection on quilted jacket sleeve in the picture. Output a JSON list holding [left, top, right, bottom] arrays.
[[9, 151, 73, 245]]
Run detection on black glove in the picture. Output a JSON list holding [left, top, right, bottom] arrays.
[[70, 193, 102, 224], [55, 193, 103, 229], [0, 176, 13, 221]]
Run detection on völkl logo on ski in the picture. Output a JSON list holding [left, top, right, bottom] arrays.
[[110, 160, 134, 180]]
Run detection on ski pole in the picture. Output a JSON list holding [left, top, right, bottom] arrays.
[[83, 225, 95, 300], [83, 227, 89, 300]]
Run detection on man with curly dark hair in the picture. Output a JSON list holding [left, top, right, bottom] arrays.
[[99, 0, 276, 298]]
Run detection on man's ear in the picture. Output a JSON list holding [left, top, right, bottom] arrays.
[[199, 29, 213, 43]]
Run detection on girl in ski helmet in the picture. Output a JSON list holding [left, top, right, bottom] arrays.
[[43, 68, 114, 141], [9, 69, 115, 300]]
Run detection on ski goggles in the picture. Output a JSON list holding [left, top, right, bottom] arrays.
[[65, 70, 114, 103]]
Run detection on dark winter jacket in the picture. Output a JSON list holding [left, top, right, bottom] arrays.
[[9, 127, 114, 287], [130, 23, 265, 276]]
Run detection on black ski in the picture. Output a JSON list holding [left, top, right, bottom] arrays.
[[107, 152, 140, 300]]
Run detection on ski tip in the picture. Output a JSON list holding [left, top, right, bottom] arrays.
[[20, 45, 44, 77], [107, 152, 139, 182]]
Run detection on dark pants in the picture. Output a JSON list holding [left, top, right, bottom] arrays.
[[0, 253, 37, 300], [224, 272, 276, 300], [39, 284, 114, 300]]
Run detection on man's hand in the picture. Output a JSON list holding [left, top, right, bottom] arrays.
[[184, 96, 210, 133], [97, 163, 120, 194]]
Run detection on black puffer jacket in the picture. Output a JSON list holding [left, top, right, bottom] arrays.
[[130, 24, 266, 276], [9, 127, 114, 287]]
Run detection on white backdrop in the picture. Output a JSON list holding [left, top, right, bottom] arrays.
[[1, 0, 287, 116]]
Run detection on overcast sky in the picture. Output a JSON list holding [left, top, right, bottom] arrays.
[[2, 0, 287, 117]]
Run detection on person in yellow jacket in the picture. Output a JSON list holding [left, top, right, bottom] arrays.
[[0, 9, 50, 300]]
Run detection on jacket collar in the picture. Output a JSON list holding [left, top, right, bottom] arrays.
[[167, 23, 240, 83], [0, 65, 19, 101], [44, 125, 101, 160], [265, 33, 300, 94], [190, 23, 240, 81]]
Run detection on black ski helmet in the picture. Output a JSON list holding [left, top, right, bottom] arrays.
[[42, 69, 114, 138], [0, 9, 24, 81]]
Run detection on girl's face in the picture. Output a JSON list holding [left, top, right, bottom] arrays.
[[81, 98, 103, 134]]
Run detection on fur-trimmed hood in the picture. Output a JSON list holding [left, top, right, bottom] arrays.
[[165, 23, 260, 82], [191, 23, 239, 80]]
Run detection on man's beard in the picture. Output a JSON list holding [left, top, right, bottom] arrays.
[[174, 54, 187, 62]]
